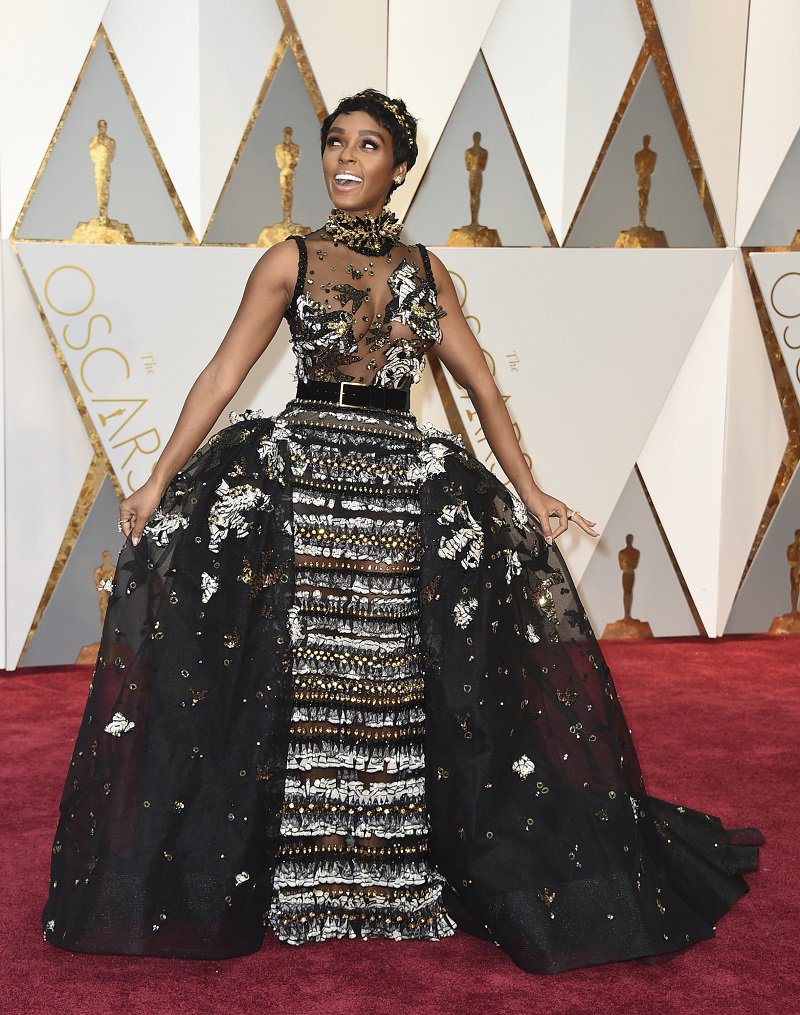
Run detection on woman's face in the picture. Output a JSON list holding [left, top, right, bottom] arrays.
[[322, 110, 405, 217]]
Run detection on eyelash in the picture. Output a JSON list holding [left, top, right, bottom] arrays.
[[326, 137, 379, 151]]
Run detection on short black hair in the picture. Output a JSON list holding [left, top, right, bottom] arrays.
[[320, 89, 418, 200]]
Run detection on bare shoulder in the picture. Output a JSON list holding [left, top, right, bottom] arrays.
[[246, 238, 302, 301]]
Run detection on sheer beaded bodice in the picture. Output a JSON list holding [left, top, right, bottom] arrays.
[[285, 232, 444, 389]]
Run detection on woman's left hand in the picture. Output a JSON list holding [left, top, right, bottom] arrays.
[[525, 491, 599, 544]]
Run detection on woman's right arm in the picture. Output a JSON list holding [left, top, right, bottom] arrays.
[[120, 239, 299, 544]]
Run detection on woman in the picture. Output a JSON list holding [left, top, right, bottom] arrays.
[[43, 89, 760, 973]]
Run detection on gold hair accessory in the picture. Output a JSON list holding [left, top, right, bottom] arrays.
[[374, 95, 415, 147], [346, 92, 415, 148]]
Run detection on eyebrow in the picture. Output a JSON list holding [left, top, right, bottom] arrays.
[[328, 127, 385, 139]]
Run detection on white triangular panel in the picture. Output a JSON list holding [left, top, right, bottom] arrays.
[[197, 3, 286, 238], [637, 263, 732, 635], [0, 1, 107, 236], [387, 0, 502, 219], [736, 0, 800, 245], [431, 246, 732, 584], [718, 255, 787, 632], [484, 0, 642, 243], [652, 0, 749, 244], [104, 0, 284, 239], [16, 244, 300, 497], [101, 3, 200, 236], [288, 0, 387, 110], [743, 126, 800, 247], [562, 0, 644, 241], [4, 242, 94, 668], [482, 0, 569, 240]]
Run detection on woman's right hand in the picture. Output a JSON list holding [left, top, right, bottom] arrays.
[[119, 478, 166, 546]]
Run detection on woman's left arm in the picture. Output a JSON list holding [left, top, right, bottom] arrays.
[[428, 251, 597, 543]]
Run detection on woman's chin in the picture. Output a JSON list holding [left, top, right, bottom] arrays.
[[328, 190, 385, 217]]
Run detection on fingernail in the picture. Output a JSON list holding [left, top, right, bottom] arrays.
[[132, 536, 139, 546]]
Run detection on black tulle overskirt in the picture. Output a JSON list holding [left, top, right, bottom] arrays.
[[42, 403, 761, 972]]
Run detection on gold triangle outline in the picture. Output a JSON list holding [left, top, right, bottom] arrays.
[[200, 32, 289, 245], [481, 52, 557, 247], [11, 25, 197, 246], [562, 44, 649, 246], [737, 246, 800, 586], [563, 0, 726, 248], [635, 466, 707, 636], [277, 0, 327, 122], [636, 0, 725, 246], [17, 450, 110, 667], [404, 50, 557, 248], [201, 1, 328, 245]]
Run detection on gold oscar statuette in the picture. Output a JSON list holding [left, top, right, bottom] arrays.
[[75, 549, 116, 664], [615, 135, 668, 249], [602, 534, 654, 639], [257, 126, 311, 247], [768, 529, 800, 635], [72, 119, 134, 244], [447, 131, 501, 248]]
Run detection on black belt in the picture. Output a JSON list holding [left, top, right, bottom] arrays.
[[296, 379, 410, 411]]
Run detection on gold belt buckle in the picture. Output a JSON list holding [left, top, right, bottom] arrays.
[[339, 381, 364, 407]]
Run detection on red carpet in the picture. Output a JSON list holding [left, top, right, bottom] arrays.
[[1, 637, 796, 1015]]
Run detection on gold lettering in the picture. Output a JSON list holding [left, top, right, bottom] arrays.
[[63, 312, 111, 352], [782, 324, 800, 351], [113, 427, 161, 469], [770, 271, 800, 350], [80, 346, 130, 393], [125, 461, 156, 495], [91, 398, 148, 440], [770, 271, 800, 319], [44, 264, 95, 317]]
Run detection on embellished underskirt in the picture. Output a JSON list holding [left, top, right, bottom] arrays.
[[267, 402, 455, 944], [42, 399, 760, 970]]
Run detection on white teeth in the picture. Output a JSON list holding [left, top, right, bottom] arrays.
[[335, 173, 362, 184]]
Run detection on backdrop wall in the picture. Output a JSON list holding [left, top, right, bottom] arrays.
[[2, 0, 798, 666]]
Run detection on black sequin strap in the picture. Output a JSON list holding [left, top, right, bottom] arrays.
[[285, 235, 308, 322], [417, 243, 436, 291]]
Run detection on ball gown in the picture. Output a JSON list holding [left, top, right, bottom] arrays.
[[42, 230, 761, 973]]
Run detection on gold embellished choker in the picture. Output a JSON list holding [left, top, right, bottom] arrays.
[[323, 208, 403, 256]]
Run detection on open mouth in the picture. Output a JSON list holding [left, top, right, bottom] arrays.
[[333, 172, 363, 190]]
